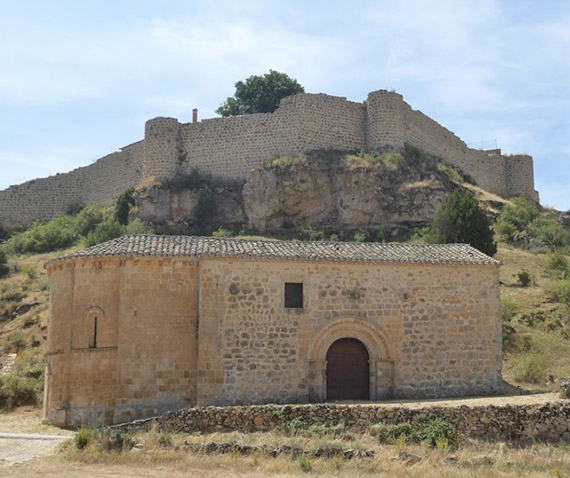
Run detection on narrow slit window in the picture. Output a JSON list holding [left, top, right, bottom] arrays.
[[89, 316, 98, 348], [284, 282, 303, 308]]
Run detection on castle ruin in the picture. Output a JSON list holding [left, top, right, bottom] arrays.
[[0, 90, 538, 227]]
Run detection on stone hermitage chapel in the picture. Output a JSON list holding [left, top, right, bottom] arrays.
[[43, 235, 502, 426]]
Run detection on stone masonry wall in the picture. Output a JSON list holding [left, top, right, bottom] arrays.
[[174, 94, 366, 181], [45, 254, 501, 426], [0, 171, 82, 226], [387, 90, 539, 201], [118, 401, 570, 443], [44, 256, 200, 427], [196, 258, 501, 406], [0, 90, 537, 227], [0, 141, 143, 227]]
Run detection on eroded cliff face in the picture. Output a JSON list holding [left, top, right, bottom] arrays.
[[133, 150, 458, 234], [242, 151, 455, 232], [134, 182, 245, 233]]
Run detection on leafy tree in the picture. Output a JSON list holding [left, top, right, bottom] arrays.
[[115, 187, 135, 226], [0, 248, 9, 277], [428, 189, 497, 256], [0, 219, 8, 242], [216, 70, 305, 116]]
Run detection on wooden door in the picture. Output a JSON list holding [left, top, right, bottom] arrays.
[[326, 338, 370, 400]]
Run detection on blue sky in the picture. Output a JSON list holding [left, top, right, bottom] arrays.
[[1, 0, 568, 210]]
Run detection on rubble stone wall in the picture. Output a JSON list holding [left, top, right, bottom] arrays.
[[118, 401, 570, 443]]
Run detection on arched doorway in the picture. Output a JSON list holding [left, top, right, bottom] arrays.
[[326, 338, 370, 400]]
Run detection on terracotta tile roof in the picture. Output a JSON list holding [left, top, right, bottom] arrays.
[[47, 235, 500, 266]]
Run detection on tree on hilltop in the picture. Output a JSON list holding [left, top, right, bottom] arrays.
[[428, 189, 497, 256], [216, 70, 305, 116]]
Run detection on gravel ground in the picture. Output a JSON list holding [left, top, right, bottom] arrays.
[[0, 434, 70, 469]]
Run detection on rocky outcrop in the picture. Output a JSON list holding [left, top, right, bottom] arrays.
[[133, 150, 459, 234], [134, 181, 245, 232], [242, 151, 455, 232]]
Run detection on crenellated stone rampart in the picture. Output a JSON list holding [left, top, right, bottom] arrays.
[[0, 90, 538, 227]]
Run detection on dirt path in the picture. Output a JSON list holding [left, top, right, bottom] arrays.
[[0, 407, 73, 471], [366, 391, 563, 408], [0, 456, 297, 478]]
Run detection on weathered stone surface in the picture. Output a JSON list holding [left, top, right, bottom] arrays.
[[134, 182, 244, 230], [242, 153, 451, 231]]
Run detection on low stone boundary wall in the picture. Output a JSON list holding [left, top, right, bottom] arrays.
[[116, 401, 570, 443]]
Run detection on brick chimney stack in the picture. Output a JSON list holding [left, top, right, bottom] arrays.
[[192, 108, 198, 123]]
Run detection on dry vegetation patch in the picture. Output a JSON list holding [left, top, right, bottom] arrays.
[[53, 425, 570, 478]]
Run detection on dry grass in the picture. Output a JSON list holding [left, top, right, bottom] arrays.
[[57, 427, 570, 478], [497, 243, 570, 388]]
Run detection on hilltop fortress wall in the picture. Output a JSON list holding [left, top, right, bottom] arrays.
[[0, 141, 144, 226], [0, 90, 537, 227]]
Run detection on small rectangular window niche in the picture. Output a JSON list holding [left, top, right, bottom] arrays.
[[284, 282, 303, 308]]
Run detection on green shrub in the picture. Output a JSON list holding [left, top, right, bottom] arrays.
[[375, 228, 388, 243], [494, 219, 517, 243], [370, 416, 457, 446], [307, 423, 353, 441], [298, 455, 313, 473], [501, 295, 517, 322], [413, 226, 431, 240], [7, 330, 26, 349], [421, 417, 458, 446], [499, 198, 540, 231], [502, 323, 519, 352], [353, 228, 369, 242], [9, 216, 77, 253], [549, 280, 570, 306], [0, 249, 9, 278], [0, 353, 45, 409], [517, 270, 532, 287], [295, 227, 327, 241], [277, 417, 306, 436], [75, 204, 109, 236], [84, 220, 126, 247], [22, 264, 37, 280], [212, 226, 233, 238], [546, 249, 569, 277], [370, 422, 414, 443], [528, 218, 568, 247], [125, 219, 151, 236], [512, 351, 548, 384], [436, 162, 464, 183], [75, 426, 94, 450]]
